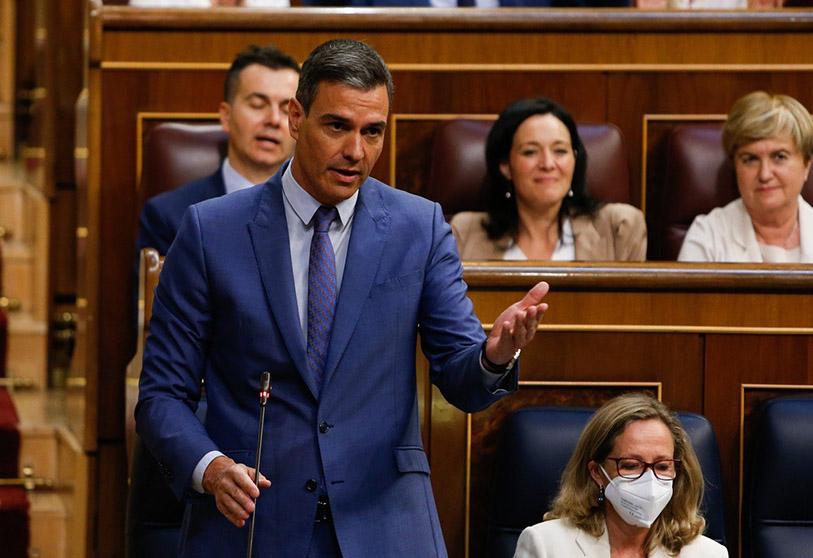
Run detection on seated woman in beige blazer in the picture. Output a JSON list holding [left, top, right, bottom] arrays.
[[514, 394, 728, 558], [451, 98, 646, 261]]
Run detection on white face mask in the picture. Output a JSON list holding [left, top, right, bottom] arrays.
[[600, 465, 673, 528]]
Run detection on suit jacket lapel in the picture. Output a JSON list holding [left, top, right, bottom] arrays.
[[572, 214, 602, 260], [322, 183, 389, 389], [575, 524, 610, 557], [248, 171, 317, 399]]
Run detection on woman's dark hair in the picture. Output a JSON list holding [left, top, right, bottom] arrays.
[[483, 97, 600, 241]]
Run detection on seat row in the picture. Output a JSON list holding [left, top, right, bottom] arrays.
[[489, 395, 813, 558], [139, 119, 813, 261]]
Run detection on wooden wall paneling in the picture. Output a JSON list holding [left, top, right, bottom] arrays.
[[13, 0, 36, 152], [50, 189, 78, 299], [0, 0, 13, 159]]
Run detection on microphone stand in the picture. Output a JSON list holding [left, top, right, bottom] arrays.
[[247, 372, 272, 558]]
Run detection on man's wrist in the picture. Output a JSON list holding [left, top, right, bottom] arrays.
[[482, 343, 521, 372]]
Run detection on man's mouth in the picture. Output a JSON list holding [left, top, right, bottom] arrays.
[[329, 167, 361, 183], [256, 136, 280, 147]]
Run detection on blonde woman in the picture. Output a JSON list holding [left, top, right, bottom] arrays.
[[514, 394, 728, 558], [679, 91, 813, 262]]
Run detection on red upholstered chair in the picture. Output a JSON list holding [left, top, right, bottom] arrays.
[[649, 124, 813, 260], [424, 119, 632, 217], [139, 121, 227, 203], [0, 388, 28, 558]]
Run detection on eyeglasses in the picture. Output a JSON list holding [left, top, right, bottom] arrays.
[[605, 457, 681, 481]]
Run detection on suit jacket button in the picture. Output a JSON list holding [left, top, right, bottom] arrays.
[[305, 479, 318, 492], [318, 421, 330, 434]]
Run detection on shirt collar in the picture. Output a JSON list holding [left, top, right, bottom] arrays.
[[221, 157, 257, 195], [281, 158, 359, 228]]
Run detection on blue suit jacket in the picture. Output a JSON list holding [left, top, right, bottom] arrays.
[[135, 167, 517, 557]]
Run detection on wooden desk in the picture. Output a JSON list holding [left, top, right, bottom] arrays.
[[82, 5, 813, 556]]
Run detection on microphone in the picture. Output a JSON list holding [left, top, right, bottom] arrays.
[[247, 372, 272, 558]]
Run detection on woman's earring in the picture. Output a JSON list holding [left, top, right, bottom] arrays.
[[567, 189, 574, 198], [504, 190, 512, 199], [597, 485, 605, 505]]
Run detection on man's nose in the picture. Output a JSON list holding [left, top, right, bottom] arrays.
[[343, 133, 364, 162], [264, 105, 282, 127]]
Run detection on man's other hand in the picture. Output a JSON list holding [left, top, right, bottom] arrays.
[[202, 455, 271, 528]]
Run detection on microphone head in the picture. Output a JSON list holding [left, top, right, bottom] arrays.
[[259, 372, 272, 405]]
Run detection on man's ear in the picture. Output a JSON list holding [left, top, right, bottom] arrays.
[[218, 101, 231, 133], [288, 98, 304, 141], [499, 161, 512, 182]]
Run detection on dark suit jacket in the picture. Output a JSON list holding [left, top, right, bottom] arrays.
[[137, 169, 226, 257], [135, 166, 516, 557]]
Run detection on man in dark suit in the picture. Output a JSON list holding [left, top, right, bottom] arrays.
[[136, 44, 300, 256], [136, 39, 549, 557]]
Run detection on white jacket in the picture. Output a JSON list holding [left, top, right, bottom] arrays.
[[513, 519, 729, 558], [677, 196, 813, 262]]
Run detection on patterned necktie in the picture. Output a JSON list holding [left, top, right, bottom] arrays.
[[307, 205, 339, 393]]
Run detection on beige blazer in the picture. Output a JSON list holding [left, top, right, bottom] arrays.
[[450, 204, 647, 261], [513, 519, 729, 558], [678, 196, 813, 262]]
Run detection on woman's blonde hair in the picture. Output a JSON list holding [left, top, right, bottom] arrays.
[[722, 91, 813, 162], [544, 393, 706, 555]]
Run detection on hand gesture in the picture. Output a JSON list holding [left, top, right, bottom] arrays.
[[485, 281, 549, 366]]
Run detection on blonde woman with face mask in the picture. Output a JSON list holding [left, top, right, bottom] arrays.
[[514, 394, 728, 558]]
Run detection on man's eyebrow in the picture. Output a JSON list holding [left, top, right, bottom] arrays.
[[319, 113, 350, 123]]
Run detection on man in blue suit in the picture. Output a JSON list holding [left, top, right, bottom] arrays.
[[136, 39, 549, 557], [136, 44, 300, 257]]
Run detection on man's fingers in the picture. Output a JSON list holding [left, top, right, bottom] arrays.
[[234, 466, 261, 499], [519, 281, 549, 308], [257, 472, 272, 489]]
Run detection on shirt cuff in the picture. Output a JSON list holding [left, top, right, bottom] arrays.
[[192, 450, 225, 493]]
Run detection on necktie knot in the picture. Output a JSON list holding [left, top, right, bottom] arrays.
[[313, 206, 338, 233]]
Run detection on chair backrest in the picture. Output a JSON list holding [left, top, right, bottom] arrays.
[[425, 119, 631, 216], [488, 406, 726, 558], [650, 124, 813, 260], [745, 396, 813, 558], [140, 122, 227, 203]]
